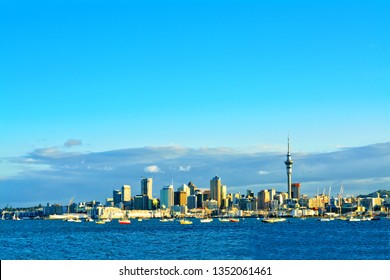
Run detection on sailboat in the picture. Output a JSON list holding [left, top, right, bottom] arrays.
[[262, 217, 286, 223], [118, 213, 131, 224], [118, 218, 131, 224], [12, 213, 21, 221], [179, 214, 193, 224], [262, 206, 286, 223], [95, 219, 105, 225], [179, 219, 193, 225], [84, 216, 94, 222], [200, 218, 213, 223]]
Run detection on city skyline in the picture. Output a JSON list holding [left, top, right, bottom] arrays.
[[1, 140, 389, 207], [1, 1, 390, 206]]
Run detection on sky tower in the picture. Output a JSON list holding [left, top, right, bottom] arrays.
[[285, 137, 293, 199]]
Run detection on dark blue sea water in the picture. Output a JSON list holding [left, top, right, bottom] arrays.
[[0, 218, 389, 260]]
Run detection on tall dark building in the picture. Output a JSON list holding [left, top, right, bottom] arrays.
[[210, 176, 222, 208], [188, 181, 198, 195], [113, 190, 122, 206], [141, 177, 153, 198], [291, 183, 301, 199]]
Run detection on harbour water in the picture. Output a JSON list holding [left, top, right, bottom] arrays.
[[1, 218, 389, 260]]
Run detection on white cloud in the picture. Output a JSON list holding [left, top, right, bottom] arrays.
[[1, 142, 390, 206], [144, 165, 163, 173], [179, 166, 191, 172]]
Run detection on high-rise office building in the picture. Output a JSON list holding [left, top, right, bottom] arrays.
[[174, 191, 187, 206], [210, 176, 222, 208], [284, 138, 293, 199], [187, 195, 197, 209], [134, 195, 149, 210], [121, 185, 131, 202], [178, 184, 190, 197], [268, 188, 276, 201], [195, 191, 204, 208], [246, 190, 254, 198], [188, 181, 198, 195], [203, 190, 211, 201], [141, 177, 153, 198], [258, 190, 270, 210], [113, 190, 122, 206], [160, 185, 174, 209], [291, 183, 301, 199]]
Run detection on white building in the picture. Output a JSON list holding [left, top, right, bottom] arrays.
[[160, 185, 174, 209]]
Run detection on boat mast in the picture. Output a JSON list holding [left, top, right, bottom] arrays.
[[328, 185, 332, 213]]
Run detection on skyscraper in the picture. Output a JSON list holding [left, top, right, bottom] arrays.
[[188, 181, 198, 195], [174, 191, 187, 206], [257, 190, 270, 210], [291, 183, 301, 199], [141, 177, 153, 198], [121, 185, 131, 202], [284, 138, 293, 199], [210, 176, 222, 208], [160, 185, 174, 209], [187, 195, 197, 209], [113, 189, 122, 206]]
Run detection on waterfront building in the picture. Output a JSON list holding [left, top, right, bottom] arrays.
[[239, 197, 257, 211], [195, 191, 204, 208], [203, 190, 211, 201], [360, 194, 382, 210], [291, 183, 300, 199], [43, 204, 65, 216], [308, 195, 328, 209], [274, 193, 284, 206], [258, 190, 271, 210], [97, 206, 124, 220], [187, 195, 197, 209], [174, 191, 187, 206], [172, 205, 187, 215], [121, 185, 131, 202], [105, 197, 114, 207], [268, 188, 276, 201], [284, 138, 293, 199], [141, 177, 153, 198], [113, 190, 122, 206], [207, 200, 218, 211], [269, 200, 279, 211], [160, 185, 174, 209], [210, 176, 222, 208], [298, 195, 310, 208], [232, 193, 241, 205], [134, 195, 149, 210]]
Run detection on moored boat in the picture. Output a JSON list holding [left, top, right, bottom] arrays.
[[179, 219, 193, 225], [160, 218, 174, 222], [84, 217, 94, 222], [118, 219, 131, 224], [262, 217, 286, 223], [348, 217, 361, 222]]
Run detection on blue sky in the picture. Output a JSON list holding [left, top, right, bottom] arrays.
[[1, 0, 389, 206]]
